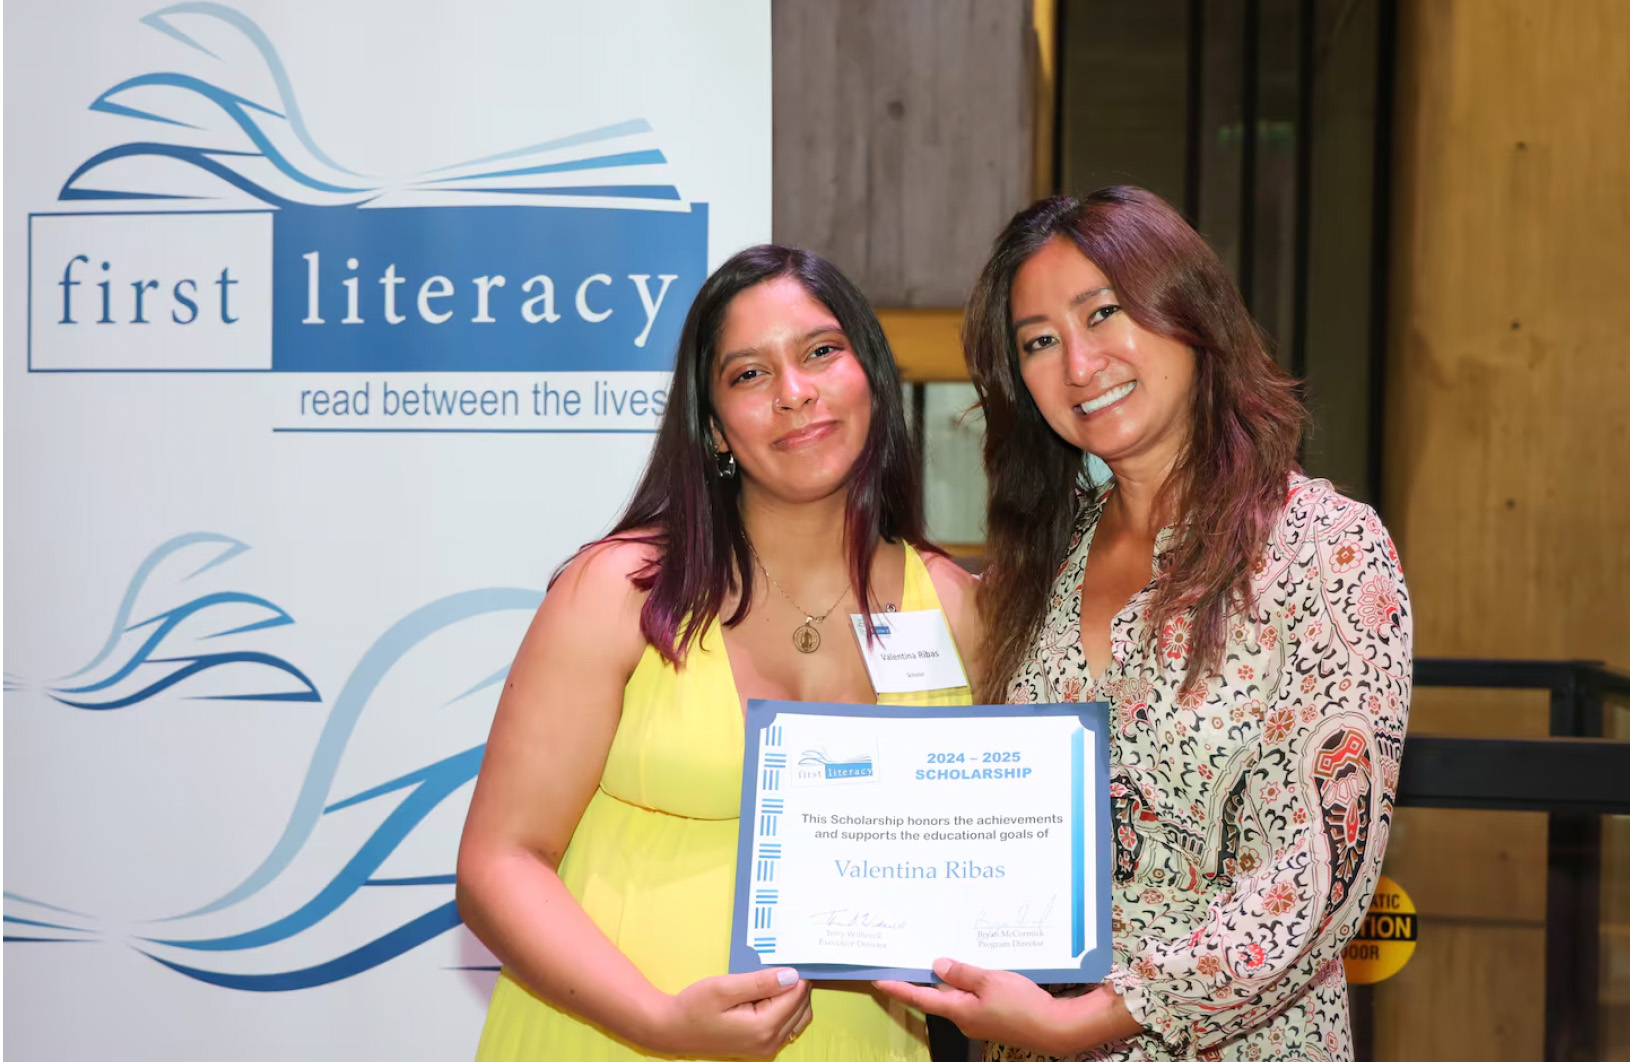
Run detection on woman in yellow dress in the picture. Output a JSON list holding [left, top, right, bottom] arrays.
[[457, 244, 983, 1061]]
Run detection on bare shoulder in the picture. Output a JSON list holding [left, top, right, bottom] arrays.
[[921, 549, 985, 677], [550, 533, 660, 603], [922, 550, 979, 611], [521, 533, 659, 673]]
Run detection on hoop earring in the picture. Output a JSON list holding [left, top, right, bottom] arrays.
[[717, 451, 737, 479]]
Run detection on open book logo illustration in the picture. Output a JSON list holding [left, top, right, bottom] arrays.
[[60, 6, 684, 210]]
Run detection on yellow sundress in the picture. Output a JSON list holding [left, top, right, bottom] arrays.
[[475, 543, 972, 1061]]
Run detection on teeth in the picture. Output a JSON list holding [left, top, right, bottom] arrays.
[[1078, 382, 1135, 414]]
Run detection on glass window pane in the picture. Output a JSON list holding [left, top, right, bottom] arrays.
[[1250, 0, 1302, 365], [1199, 0, 1246, 277], [921, 382, 986, 546]]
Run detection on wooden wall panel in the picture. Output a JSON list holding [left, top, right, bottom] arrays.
[[1371, 922, 1546, 1060], [1384, 0, 1630, 665], [1381, 0, 1630, 1056], [772, 0, 1038, 307]]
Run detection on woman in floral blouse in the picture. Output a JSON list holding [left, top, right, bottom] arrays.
[[877, 188, 1412, 1062]]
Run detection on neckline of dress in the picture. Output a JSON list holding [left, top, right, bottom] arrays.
[[1065, 470, 1312, 693], [712, 541, 929, 718], [1068, 490, 1171, 692]]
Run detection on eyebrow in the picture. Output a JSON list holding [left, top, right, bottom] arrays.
[[1011, 287, 1114, 331], [717, 325, 846, 372]]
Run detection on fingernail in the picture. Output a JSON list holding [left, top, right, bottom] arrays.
[[932, 958, 951, 977], [777, 969, 798, 986]]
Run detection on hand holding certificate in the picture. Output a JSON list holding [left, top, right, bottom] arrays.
[[730, 700, 1112, 983]]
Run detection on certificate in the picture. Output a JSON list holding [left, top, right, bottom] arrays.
[[729, 700, 1112, 984]]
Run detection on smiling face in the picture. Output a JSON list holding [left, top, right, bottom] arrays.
[[710, 276, 874, 504], [1010, 235, 1197, 473]]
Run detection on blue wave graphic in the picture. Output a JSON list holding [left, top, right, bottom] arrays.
[[6, 914, 97, 934], [3, 894, 101, 944], [171, 588, 540, 920], [4, 892, 94, 918], [90, 73, 370, 195], [62, 532, 247, 680], [151, 746, 482, 949], [7, 524, 543, 988], [17, 534, 321, 711], [142, 903, 463, 992], [132, 586, 540, 987], [141, 2, 363, 177], [51, 590, 318, 709], [50, 651, 318, 711], [61, 3, 684, 207], [7, 576, 542, 990]]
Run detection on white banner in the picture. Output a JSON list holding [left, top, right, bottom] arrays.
[[3, 1, 768, 1057]]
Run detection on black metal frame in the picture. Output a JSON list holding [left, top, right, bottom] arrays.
[[1366, 0, 1397, 510], [1412, 658, 1630, 741], [1289, 0, 1314, 383], [1182, 0, 1204, 226], [1382, 659, 1630, 1062], [1400, 735, 1630, 816], [1237, 0, 1260, 312]]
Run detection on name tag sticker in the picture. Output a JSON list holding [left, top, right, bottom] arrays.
[[848, 609, 968, 694]]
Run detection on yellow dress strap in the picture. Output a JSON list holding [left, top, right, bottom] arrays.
[[899, 542, 932, 611], [880, 544, 974, 707]]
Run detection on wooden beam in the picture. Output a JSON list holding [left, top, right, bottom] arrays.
[[1032, 0, 1059, 200], [877, 307, 967, 382]]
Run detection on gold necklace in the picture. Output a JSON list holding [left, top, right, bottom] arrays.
[[747, 541, 849, 654]]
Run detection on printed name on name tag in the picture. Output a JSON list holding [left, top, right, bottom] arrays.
[[848, 609, 968, 694]]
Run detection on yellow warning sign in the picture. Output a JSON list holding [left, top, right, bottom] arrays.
[[1342, 875, 1417, 984]]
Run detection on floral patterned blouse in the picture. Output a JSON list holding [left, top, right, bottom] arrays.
[[989, 475, 1412, 1062]]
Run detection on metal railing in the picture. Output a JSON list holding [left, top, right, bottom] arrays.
[[1367, 659, 1630, 1062]]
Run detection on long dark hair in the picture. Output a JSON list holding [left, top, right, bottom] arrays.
[[967, 188, 1307, 700], [575, 244, 926, 664]]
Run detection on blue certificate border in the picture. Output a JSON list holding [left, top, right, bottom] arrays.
[[729, 699, 1113, 985]]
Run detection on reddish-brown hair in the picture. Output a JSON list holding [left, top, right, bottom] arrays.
[[966, 188, 1307, 700]]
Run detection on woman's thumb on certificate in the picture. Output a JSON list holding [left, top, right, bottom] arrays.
[[933, 958, 987, 990]]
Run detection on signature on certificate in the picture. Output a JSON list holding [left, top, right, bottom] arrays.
[[807, 909, 908, 930], [974, 894, 1057, 931]]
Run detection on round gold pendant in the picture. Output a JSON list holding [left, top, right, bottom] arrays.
[[793, 623, 821, 654]]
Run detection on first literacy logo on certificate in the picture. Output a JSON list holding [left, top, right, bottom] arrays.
[[795, 744, 878, 786]]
